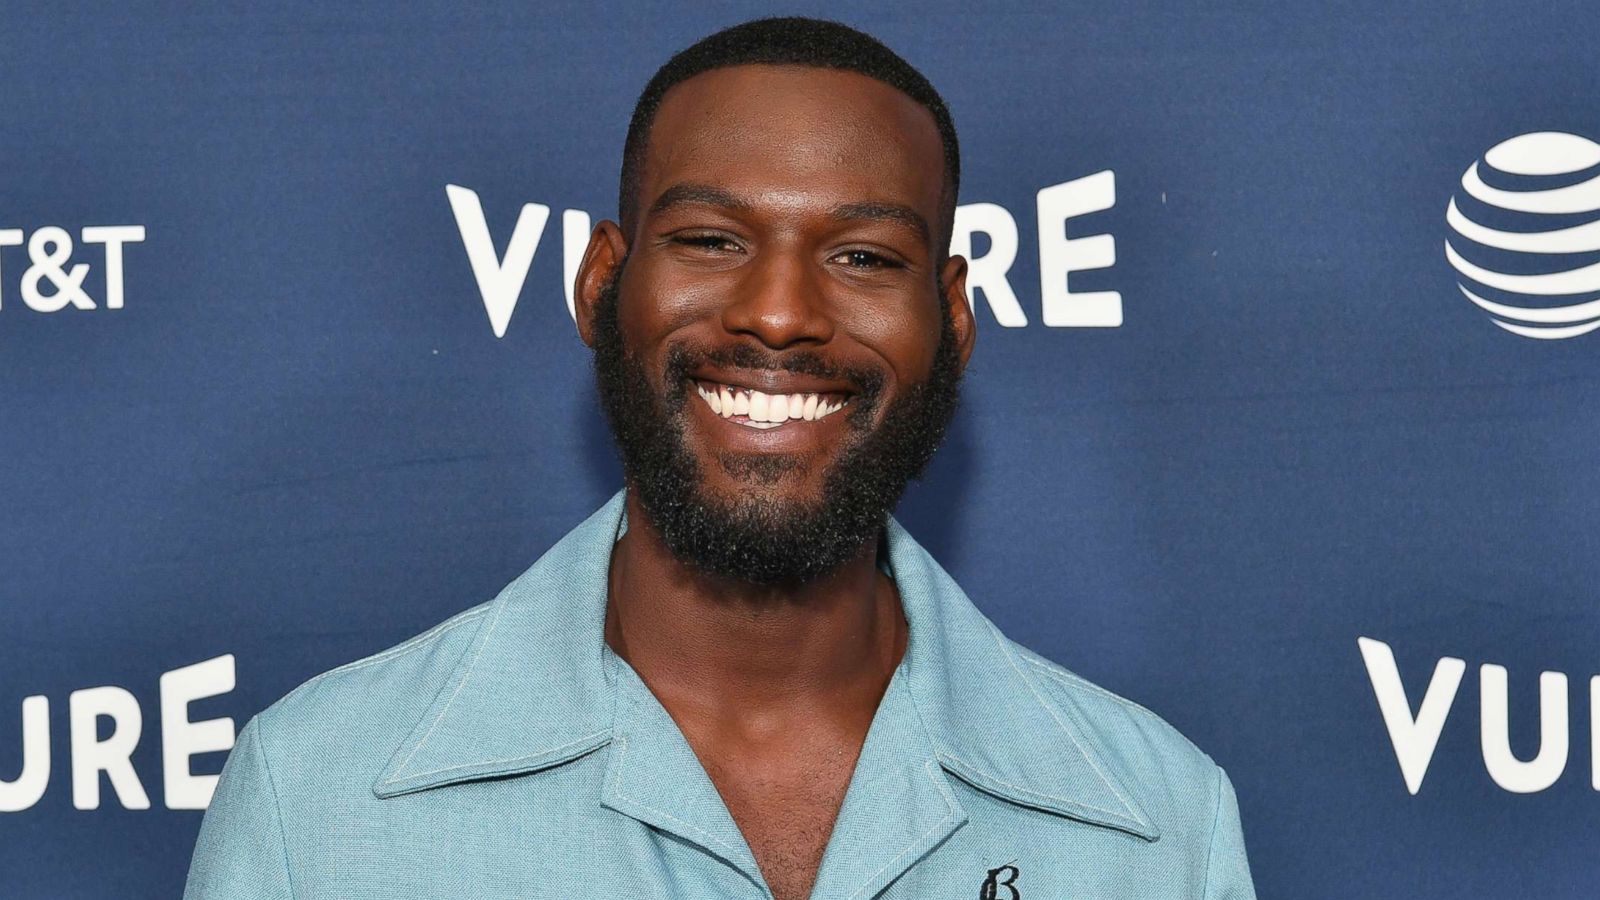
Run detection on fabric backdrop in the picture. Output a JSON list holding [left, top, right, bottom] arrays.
[[4, 2, 1599, 897]]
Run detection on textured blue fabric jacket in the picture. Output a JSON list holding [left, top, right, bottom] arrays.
[[184, 492, 1256, 898]]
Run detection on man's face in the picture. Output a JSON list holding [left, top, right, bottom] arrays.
[[579, 64, 974, 586]]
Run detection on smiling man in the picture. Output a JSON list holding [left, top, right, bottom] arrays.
[[184, 17, 1254, 900]]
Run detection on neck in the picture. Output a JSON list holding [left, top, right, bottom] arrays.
[[604, 488, 908, 734]]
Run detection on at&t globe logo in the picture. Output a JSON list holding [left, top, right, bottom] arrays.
[[1445, 131, 1600, 339]]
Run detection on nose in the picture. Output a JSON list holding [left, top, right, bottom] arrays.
[[719, 249, 836, 349]]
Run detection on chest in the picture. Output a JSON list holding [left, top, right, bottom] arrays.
[[702, 749, 859, 900]]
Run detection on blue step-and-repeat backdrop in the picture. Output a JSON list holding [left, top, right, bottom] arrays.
[[5, 3, 1600, 897]]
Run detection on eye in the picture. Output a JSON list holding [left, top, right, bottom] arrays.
[[672, 233, 743, 254], [833, 249, 902, 269]]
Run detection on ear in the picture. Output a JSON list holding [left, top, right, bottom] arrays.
[[938, 254, 976, 371], [574, 219, 630, 348]]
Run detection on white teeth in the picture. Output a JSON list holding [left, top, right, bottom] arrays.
[[695, 381, 848, 425]]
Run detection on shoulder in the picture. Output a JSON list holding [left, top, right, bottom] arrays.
[[247, 602, 495, 784], [268, 601, 493, 723], [1004, 638, 1226, 830]]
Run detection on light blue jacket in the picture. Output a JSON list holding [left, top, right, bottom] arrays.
[[184, 492, 1256, 898]]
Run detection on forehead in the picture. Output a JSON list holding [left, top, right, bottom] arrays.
[[640, 64, 946, 226]]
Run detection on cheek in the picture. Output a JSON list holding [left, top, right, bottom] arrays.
[[831, 298, 944, 385], [615, 261, 720, 359]]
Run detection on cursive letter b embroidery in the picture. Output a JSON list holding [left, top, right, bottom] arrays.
[[980, 863, 1020, 899]]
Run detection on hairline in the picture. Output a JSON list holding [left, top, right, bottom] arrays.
[[622, 61, 959, 256]]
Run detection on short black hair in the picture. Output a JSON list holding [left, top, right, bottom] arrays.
[[618, 16, 961, 247]]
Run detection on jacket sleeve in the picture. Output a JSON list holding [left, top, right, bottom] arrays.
[[1201, 766, 1256, 900], [183, 715, 295, 899]]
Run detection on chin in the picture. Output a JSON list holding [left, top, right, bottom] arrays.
[[702, 465, 827, 509]]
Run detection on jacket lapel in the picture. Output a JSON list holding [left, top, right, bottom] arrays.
[[600, 652, 769, 893], [804, 663, 967, 900], [884, 517, 1161, 842], [371, 494, 625, 798]]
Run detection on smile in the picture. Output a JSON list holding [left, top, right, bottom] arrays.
[[691, 379, 851, 430]]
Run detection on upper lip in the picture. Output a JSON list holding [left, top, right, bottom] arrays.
[[689, 367, 856, 397]]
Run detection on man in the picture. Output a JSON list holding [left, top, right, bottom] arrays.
[[185, 17, 1255, 900]]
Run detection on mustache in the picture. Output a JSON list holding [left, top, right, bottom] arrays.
[[661, 341, 886, 405]]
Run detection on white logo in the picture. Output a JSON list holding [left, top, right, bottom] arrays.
[[0, 655, 236, 812], [449, 173, 1122, 338], [952, 170, 1122, 328], [1445, 131, 1600, 339], [1359, 637, 1594, 795], [0, 225, 145, 313]]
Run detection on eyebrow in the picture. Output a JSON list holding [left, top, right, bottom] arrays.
[[830, 201, 930, 244], [647, 182, 931, 245], [647, 183, 752, 217]]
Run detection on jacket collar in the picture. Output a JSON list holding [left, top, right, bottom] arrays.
[[372, 489, 1158, 842]]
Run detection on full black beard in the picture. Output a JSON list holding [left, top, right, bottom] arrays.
[[590, 267, 963, 588]]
